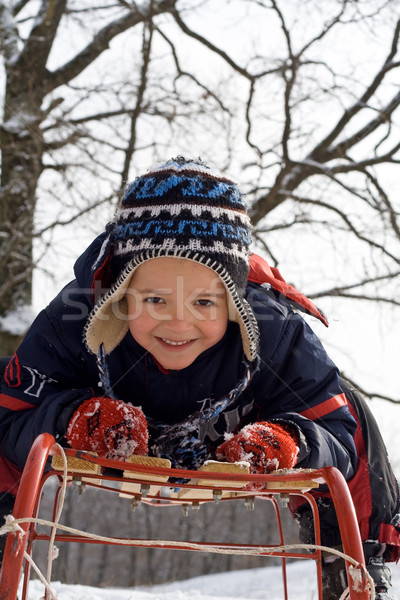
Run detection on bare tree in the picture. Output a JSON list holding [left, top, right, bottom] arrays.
[[0, 0, 178, 352], [0, 0, 399, 401]]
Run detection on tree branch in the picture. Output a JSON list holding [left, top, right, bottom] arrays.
[[342, 375, 400, 404], [309, 18, 400, 158], [34, 195, 115, 236], [171, 5, 254, 81], [328, 87, 400, 159], [281, 192, 400, 264], [119, 19, 153, 195], [11, 0, 31, 16], [44, 0, 176, 92], [155, 25, 231, 113], [270, 0, 296, 163], [17, 0, 67, 73], [309, 269, 400, 298]]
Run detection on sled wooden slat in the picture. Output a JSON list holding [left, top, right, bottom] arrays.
[[119, 455, 171, 498], [51, 452, 102, 485], [195, 460, 251, 486], [263, 468, 322, 491], [177, 460, 251, 500], [176, 464, 321, 500]]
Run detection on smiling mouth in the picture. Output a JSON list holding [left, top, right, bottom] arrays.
[[160, 338, 193, 346]]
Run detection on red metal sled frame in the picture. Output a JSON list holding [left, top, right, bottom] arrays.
[[0, 433, 370, 600]]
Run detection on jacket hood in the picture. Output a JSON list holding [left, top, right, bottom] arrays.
[[73, 231, 112, 298]]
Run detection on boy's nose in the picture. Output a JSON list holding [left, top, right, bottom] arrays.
[[164, 305, 198, 330]]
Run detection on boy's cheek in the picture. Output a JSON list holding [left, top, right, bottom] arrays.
[[128, 321, 150, 349], [203, 319, 228, 342], [128, 314, 167, 343]]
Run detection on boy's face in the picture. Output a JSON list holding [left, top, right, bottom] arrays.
[[126, 257, 229, 370]]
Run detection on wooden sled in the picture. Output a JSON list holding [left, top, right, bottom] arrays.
[[0, 433, 371, 599]]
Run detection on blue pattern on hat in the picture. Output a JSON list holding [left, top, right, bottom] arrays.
[[124, 174, 245, 207], [114, 219, 251, 244]]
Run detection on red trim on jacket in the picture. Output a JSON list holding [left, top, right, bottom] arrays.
[[0, 393, 36, 411], [248, 253, 329, 327], [290, 399, 373, 541], [4, 355, 21, 387], [151, 356, 171, 375], [91, 252, 112, 302], [345, 402, 373, 539], [379, 524, 400, 561], [299, 393, 347, 420]]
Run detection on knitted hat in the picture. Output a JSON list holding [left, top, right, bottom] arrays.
[[85, 157, 259, 362]]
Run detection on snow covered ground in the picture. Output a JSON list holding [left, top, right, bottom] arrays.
[[19, 560, 400, 600]]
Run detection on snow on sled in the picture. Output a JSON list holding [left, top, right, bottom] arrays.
[[0, 433, 373, 600]]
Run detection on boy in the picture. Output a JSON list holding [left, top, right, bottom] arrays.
[[0, 157, 399, 599]]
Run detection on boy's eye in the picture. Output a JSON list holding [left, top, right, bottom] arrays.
[[144, 296, 164, 304], [196, 299, 215, 307]]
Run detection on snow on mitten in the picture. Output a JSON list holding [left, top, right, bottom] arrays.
[[66, 397, 149, 460], [216, 422, 299, 474]]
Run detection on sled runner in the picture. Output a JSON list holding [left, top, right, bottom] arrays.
[[0, 433, 372, 600]]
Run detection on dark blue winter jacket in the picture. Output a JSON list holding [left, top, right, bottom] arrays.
[[0, 235, 358, 479]]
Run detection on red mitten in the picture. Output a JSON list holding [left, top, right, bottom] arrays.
[[66, 397, 149, 460], [216, 422, 299, 474]]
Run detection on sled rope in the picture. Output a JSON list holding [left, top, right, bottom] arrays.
[[1, 517, 376, 600], [45, 440, 69, 599], [20, 548, 57, 600], [0, 444, 375, 599]]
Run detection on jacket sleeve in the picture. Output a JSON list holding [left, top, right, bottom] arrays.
[[0, 290, 99, 469], [250, 290, 358, 481]]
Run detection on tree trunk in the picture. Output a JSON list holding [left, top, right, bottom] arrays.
[[0, 67, 44, 353]]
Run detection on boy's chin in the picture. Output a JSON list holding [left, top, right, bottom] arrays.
[[152, 348, 200, 371], [156, 355, 197, 371]]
